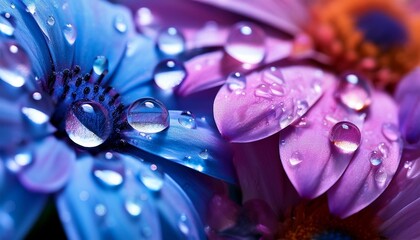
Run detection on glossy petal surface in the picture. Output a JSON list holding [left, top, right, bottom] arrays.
[[328, 92, 401, 218], [123, 110, 236, 184], [214, 64, 330, 142]]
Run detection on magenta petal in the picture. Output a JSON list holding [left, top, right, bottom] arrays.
[[214, 65, 331, 142], [328, 92, 401, 218], [18, 136, 75, 193], [279, 83, 364, 199], [233, 134, 300, 216]]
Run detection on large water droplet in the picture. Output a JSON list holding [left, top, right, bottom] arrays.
[[336, 73, 371, 111], [178, 111, 197, 129], [178, 214, 190, 236], [330, 121, 361, 154], [138, 164, 164, 192], [225, 22, 266, 64], [46, 16, 55, 26], [93, 56, 108, 75], [92, 152, 125, 188], [65, 100, 111, 148], [63, 23, 76, 45], [0, 41, 31, 87], [226, 72, 246, 92], [381, 123, 400, 141], [124, 196, 143, 217], [0, 12, 15, 37], [153, 59, 186, 90], [369, 150, 383, 166], [156, 27, 185, 55], [127, 98, 169, 133], [113, 15, 127, 33], [289, 151, 302, 166]]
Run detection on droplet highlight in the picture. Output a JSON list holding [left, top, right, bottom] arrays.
[[138, 164, 164, 192], [369, 150, 383, 166], [93, 56, 108, 75], [156, 27, 185, 55], [330, 121, 361, 154], [114, 15, 127, 33], [124, 197, 143, 217], [153, 59, 187, 90], [0, 40, 31, 87], [226, 72, 246, 92], [46, 16, 55, 26], [178, 111, 197, 129], [91, 153, 125, 188], [63, 23, 76, 45], [336, 73, 371, 111], [127, 98, 169, 134], [0, 12, 15, 37], [289, 151, 302, 166]]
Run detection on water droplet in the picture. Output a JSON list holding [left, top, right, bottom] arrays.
[[113, 15, 127, 33], [156, 27, 185, 55], [127, 98, 169, 133], [124, 197, 143, 217], [225, 22, 266, 64], [46, 16, 55, 26], [0, 12, 16, 37], [0, 41, 31, 87], [65, 100, 111, 148], [5, 149, 33, 173], [92, 153, 125, 188], [262, 67, 284, 85], [21, 107, 49, 124], [254, 84, 272, 99], [269, 83, 286, 96], [404, 160, 413, 169], [153, 59, 186, 90], [63, 23, 76, 45], [199, 149, 209, 159], [136, 7, 153, 26], [330, 121, 361, 154], [93, 56, 108, 75], [377, 142, 389, 158], [138, 164, 164, 192], [178, 214, 190, 235], [178, 111, 197, 129], [296, 100, 309, 116], [26, 3, 36, 14], [94, 203, 107, 217], [381, 123, 400, 141], [226, 72, 246, 92], [10, 3, 15, 9], [289, 151, 302, 166], [369, 150, 383, 166], [374, 168, 387, 187], [336, 73, 371, 111]]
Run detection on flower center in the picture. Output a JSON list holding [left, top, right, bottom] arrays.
[[44, 66, 124, 149]]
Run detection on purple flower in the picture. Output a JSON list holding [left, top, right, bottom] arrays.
[[0, 0, 236, 238]]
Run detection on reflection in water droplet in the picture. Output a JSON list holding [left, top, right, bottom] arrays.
[[369, 150, 383, 166], [178, 214, 190, 235], [336, 73, 371, 111], [178, 111, 197, 129], [113, 15, 127, 33], [226, 72, 246, 92], [381, 123, 400, 141], [225, 22, 266, 64], [0, 12, 15, 37], [0, 40, 31, 87], [63, 24, 76, 45], [46, 16, 55, 26], [330, 121, 361, 154], [127, 98, 169, 133], [93, 56, 108, 75], [296, 100, 309, 116], [199, 149, 209, 159], [92, 153, 125, 188], [153, 59, 187, 90], [138, 164, 164, 192], [157, 27, 185, 55], [124, 197, 142, 217], [21, 107, 49, 124], [289, 151, 302, 166], [65, 100, 111, 148]]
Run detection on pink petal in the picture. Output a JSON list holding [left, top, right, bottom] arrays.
[[214, 64, 331, 142], [328, 92, 402, 218], [279, 81, 364, 199], [233, 134, 300, 216], [18, 136, 75, 193]]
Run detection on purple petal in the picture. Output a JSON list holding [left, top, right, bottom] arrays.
[[123, 110, 236, 184], [233, 134, 300, 216], [328, 92, 402, 218], [207, 195, 240, 231], [0, 160, 47, 239], [214, 64, 331, 142], [279, 81, 364, 199], [18, 136, 75, 193]]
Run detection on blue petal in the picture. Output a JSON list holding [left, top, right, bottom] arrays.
[[20, 0, 75, 71], [0, 159, 47, 239], [69, 0, 133, 83], [0, 97, 23, 148], [55, 154, 162, 239], [123, 110, 237, 184]]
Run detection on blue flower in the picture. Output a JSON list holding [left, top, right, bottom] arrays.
[[0, 0, 236, 238]]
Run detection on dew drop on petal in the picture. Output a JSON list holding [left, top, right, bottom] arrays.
[[153, 59, 187, 90], [46, 16, 55, 26], [254, 84, 272, 99], [296, 100, 309, 116], [178, 214, 190, 236], [0, 41, 31, 88], [0, 12, 16, 37], [124, 197, 142, 217], [336, 73, 371, 111], [94, 203, 107, 217], [65, 100, 111, 148], [127, 98, 169, 134], [93, 56, 108, 75], [138, 164, 164, 192], [381, 123, 400, 141], [199, 149, 209, 159], [26, 3, 36, 14], [374, 168, 387, 187], [156, 27, 185, 55], [369, 150, 383, 166], [225, 22, 266, 64], [262, 67, 285, 85], [269, 83, 286, 96], [329, 121, 361, 154], [377, 142, 389, 158], [5, 150, 33, 173], [226, 72, 246, 92], [92, 153, 125, 188], [289, 151, 302, 166], [178, 111, 197, 129], [63, 23, 76, 45], [113, 15, 127, 33]]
